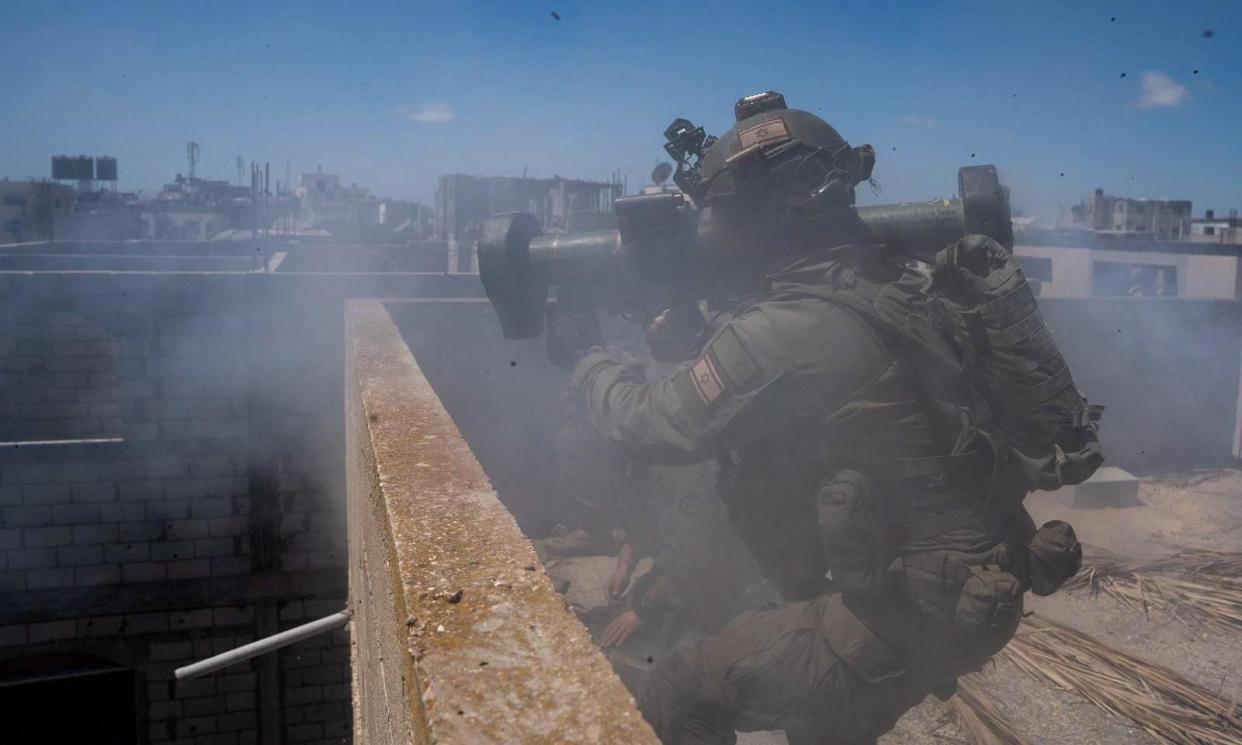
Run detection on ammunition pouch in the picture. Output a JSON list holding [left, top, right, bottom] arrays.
[[898, 550, 1021, 635], [815, 470, 895, 597], [1009, 519, 1083, 596]]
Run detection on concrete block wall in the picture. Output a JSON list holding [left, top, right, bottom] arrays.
[[0, 310, 123, 442], [0, 269, 480, 744], [0, 600, 350, 745]]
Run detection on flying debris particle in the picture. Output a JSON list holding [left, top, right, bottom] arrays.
[[1193, 69, 1200, 75], [550, 10, 561, 20], [509, 360, 517, 367], [970, 153, 976, 158], [1202, 29, 1214, 38], [446, 589, 464, 604], [1120, 72, 1127, 78], [1060, 172, 1065, 177], [1110, 16, 1116, 22]]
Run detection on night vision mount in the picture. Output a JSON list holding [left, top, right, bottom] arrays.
[[662, 118, 716, 202]]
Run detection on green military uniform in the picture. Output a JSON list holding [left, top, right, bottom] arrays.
[[573, 249, 1032, 744]]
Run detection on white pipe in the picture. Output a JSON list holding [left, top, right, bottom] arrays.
[[174, 610, 351, 681]]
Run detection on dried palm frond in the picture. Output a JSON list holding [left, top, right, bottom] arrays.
[[943, 675, 1033, 745], [1001, 615, 1242, 745], [1064, 552, 1242, 631], [1139, 549, 1242, 579]]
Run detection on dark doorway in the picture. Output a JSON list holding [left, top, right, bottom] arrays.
[[0, 653, 139, 745]]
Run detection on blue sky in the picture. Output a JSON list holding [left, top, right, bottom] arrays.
[[1, 0, 1237, 219]]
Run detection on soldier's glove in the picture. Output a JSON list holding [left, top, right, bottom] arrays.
[[545, 302, 603, 370], [645, 304, 707, 363]]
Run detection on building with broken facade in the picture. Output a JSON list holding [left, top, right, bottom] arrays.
[[1064, 188, 1192, 240], [434, 173, 621, 243]]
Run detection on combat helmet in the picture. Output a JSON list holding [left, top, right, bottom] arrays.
[[664, 92, 875, 236]]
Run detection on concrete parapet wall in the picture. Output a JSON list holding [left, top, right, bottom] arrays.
[[345, 299, 656, 744]]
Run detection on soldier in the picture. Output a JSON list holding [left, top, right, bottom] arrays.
[[599, 306, 775, 654], [544, 92, 1098, 744]]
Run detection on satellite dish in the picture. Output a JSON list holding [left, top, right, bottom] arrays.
[[651, 162, 673, 186]]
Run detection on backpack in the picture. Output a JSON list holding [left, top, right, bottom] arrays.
[[827, 234, 1104, 499]]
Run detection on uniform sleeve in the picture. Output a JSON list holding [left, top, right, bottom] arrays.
[[570, 312, 803, 462]]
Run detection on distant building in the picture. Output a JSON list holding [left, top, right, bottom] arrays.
[[1188, 209, 1242, 245], [141, 174, 252, 240], [1064, 188, 1191, 240], [0, 180, 73, 242], [435, 174, 620, 242], [293, 168, 430, 240]]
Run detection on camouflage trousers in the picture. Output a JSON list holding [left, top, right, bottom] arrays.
[[639, 592, 1018, 745]]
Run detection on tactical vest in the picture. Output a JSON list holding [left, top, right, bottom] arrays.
[[791, 237, 1097, 632]]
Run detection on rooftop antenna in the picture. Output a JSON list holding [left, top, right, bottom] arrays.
[[187, 141, 200, 180]]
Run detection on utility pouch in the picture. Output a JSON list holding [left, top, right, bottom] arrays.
[[816, 470, 892, 596], [954, 564, 1021, 631], [1025, 520, 1082, 596]]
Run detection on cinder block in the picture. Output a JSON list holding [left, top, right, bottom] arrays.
[[118, 480, 163, 501], [151, 538, 196, 562], [178, 714, 219, 736], [167, 558, 211, 579], [24, 526, 73, 547], [194, 537, 234, 558], [1062, 466, 1141, 508], [148, 700, 182, 721], [183, 695, 227, 717], [119, 520, 166, 542], [190, 456, 238, 477], [210, 556, 251, 577], [50, 462, 98, 484], [124, 611, 170, 633], [53, 504, 101, 525], [76, 565, 121, 586], [0, 571, 26, 592], [285, 721, 323, 740], [56, 544, 102, 566], [8, 547, 57, 569], [72, 523, 118, 545], [98, 461, 145, 481], [224, 691, 254, 713], [149, 640, 194, 662], [78, 615, 126, 637], [170, 609, 214, 629], [217, 672, 257, 693], [4, 506, 52, 527], [0, 624, 29, 647], [147, 457, 191, 480], [165, 519, 210, 539], [22, 483, 72, 505], [213, 606, 256, 626], [2, 464, 51, 486], [28, 619, 76, 643], [207, 516, 247, 538], [98, 502, 145, 523], [189, 497, 232, 519], [27, 567, 74, 589], [104, 542, 149, 563], [146, 499, 189, 521], [122, 562, 166, 583], [70, 483, 116, 504]]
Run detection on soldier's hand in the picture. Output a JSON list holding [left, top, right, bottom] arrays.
[[600, 609, 643, 649], [606, 543, 638, 606], [545, 302, 603, 370]]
